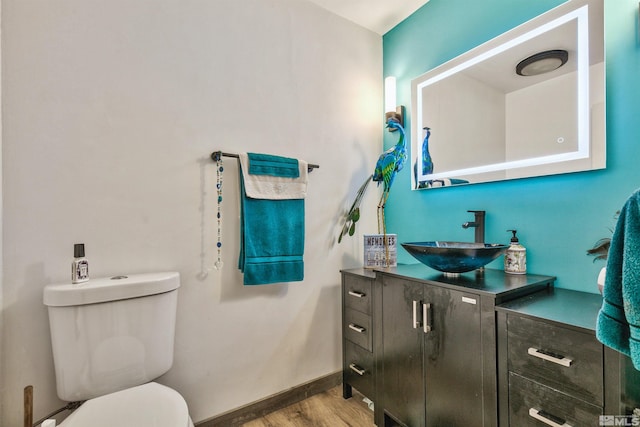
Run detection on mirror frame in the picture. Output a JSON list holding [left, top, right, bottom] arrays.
[[411, 0, 604, 189]]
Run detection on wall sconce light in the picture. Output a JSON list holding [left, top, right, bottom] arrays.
[[516, 49, 568, 76], [384, 76, 404, 132]]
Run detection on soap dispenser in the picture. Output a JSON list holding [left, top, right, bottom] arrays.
[[504, 230, 526, 274]]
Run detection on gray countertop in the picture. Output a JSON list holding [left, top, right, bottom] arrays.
[[496, 286, 603, 333], [342, 264, 556, 302]]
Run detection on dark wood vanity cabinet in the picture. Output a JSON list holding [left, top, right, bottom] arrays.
[[342, 269, 377, 403], [497, 288, 640, 427], [381, 275, 484, 427], [341, 266, 554, 427], [343, 268, 640, 427]]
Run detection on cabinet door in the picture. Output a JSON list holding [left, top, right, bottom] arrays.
[[424, 286, 482, 426], [382, 277, 425, 427]]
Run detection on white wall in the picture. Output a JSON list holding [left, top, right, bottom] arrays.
[[1, 0, 381, 425]]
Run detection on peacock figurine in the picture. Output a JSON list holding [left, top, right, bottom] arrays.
[[414, 126, 433, 189], [338, 119, 406, 243]]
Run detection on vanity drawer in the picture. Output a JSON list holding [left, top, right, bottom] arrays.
[[509, 372, 602, 427], [344, 340, 374, 399], [507, 315, 603, 404], [343, 275, 372, 315], [344, 308, 372, 352]]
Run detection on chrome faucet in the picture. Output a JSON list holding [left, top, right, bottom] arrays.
[[462, 210, 485, 244]]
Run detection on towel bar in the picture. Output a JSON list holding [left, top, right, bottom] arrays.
[[211, 151, 319, 172]]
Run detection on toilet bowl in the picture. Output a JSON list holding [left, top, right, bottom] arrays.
[[59, 382, 194, 427]]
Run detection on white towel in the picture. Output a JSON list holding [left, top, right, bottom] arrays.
[[238, 153, 308, 200]]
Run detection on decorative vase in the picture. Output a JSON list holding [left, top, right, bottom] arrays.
[[597, 267, 606, 294]]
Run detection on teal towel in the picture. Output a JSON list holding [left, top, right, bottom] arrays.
[[248, 152, 300, 178], [596, 188, 640, 369], [238, 155, 305, 285]]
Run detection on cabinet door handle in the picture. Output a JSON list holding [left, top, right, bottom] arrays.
[[423, 303, 432, 333], [349, 363, 366, 376], [528, 408, 572, 427], [527, 347, 573, 367], [413, 300, 421, 329], [348, 290, 366, 298], [348, 323, 366, 333]]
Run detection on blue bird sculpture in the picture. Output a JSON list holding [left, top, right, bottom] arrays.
[[373, 119, 407, 234], [338, 119, 407, 243], [421, 127, 433, 176], [414, 126, 433, 189]]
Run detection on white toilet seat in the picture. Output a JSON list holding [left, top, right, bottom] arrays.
[[59, 382, 193, 427]]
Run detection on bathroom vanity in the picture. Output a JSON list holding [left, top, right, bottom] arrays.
[[496, 287, 640, 426], [341, 265, 555, 427], [342, 267, 640, 427]]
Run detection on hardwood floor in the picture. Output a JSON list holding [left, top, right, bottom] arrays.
[[242, 386, 374, 427]]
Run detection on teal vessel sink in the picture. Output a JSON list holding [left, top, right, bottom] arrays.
[[401, 241, 509, 274]]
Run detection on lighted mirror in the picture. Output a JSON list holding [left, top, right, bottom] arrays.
[[411, 0, 604, 189]]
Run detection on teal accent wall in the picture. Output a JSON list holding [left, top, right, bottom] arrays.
[[382, 0, 640, 292]]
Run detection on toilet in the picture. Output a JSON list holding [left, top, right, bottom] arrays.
[[43, 271, 194, 427]]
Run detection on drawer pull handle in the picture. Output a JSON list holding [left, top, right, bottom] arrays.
[[348, 324, 366, 333], [349, 363, 366, 376], [528, 408, 572, 427], [462, 296, 477, 305], [527, 347, 573, 367], [348, 291, 366, 298]]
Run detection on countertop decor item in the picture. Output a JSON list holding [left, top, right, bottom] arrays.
[[587, 210, 619, 261], [587, 210, 619, 293], [504, 229, 527, 274], [338, 119, 406, 271], [587, 237, 611, 262], [338, 119, 407, 244], [364, 234, 397, 269], [597, 267, 606, 294]]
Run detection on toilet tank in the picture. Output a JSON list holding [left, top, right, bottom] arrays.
[[43, 272, 180, 402]]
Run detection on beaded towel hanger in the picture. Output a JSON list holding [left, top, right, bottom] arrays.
[[209, 151, 319, 271], [215, 155, 224, 270]]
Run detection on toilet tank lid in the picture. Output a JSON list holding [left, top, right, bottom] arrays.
[[44, 272, 180, 307]]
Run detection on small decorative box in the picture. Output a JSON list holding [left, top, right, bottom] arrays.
[[364, 234, 397, 269]]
